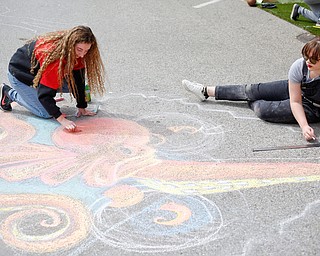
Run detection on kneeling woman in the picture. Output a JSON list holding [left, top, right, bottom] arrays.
[[0, 25, 105, 132]]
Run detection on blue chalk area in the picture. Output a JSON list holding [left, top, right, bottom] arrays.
[[129, 195, 220, 236], [0, 173, 218, 237], [0, 176, 112, 211], [26, 116, 59, 146]]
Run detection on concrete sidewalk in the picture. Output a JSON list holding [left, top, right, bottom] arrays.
[[0, 0, 319, 255]]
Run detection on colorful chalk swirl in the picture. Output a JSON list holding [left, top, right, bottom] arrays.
[[0, 194, 90, 253]]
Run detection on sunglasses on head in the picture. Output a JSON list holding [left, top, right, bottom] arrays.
[[303, 54, 319, 65]]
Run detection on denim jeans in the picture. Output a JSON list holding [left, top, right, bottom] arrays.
[[7, 72, 52, 118], [300, 0, 320, 23], [215, 80, 320, 123]]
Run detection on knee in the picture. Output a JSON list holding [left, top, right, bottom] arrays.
[[245, 84, 257, 101], [249, 101, 270, 121]]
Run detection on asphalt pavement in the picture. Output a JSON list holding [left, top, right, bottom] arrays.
[[0, 0, 320, 255]]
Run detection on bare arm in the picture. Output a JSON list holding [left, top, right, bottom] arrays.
[[56, 115, 77, 132], [289, 80, 316, 141]]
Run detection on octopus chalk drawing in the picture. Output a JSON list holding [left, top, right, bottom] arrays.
[[0, 105, 319, 254]]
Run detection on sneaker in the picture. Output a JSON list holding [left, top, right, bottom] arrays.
[[0, 83, 12, 111], [290, 4, 300, 21], [182, 79, 208, 101]]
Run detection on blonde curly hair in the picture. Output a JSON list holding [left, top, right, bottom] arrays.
[[30, 25, 105, 98]]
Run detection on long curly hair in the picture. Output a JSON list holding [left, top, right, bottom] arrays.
[[30, 25, 105, 97]]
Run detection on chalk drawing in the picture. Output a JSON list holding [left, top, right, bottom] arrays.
[[90, 192, 223, 252], [153, 202, 192, 226], [279, 200, 320, 235], [0, 194, 90, 253], [1, 94, 320, 254]]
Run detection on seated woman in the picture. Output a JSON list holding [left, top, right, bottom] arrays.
[[183, 37, 320, 142]]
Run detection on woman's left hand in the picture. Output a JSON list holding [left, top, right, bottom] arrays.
[[76, 108, 97, 117]]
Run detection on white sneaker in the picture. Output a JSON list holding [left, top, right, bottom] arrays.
[[182, 79, 208, 101]]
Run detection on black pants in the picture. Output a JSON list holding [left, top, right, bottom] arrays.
[[215, 80, 320, 123]]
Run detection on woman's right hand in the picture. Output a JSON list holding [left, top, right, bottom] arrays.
[[301, 125, 316, 141], [289, 81, 316, 142], [56, 115, 77, 132]]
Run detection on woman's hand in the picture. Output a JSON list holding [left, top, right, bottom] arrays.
[[289, 81, 315, 142], [56, 115, 77, 132], [76, 108, 97, 117], [301, 125, 316, 141]]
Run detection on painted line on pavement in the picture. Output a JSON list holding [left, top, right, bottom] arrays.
[[193, 0, 223, 8]]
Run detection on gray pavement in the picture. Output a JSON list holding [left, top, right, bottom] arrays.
[[0, 0, 320, 255]]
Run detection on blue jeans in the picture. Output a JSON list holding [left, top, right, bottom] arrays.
[[300, 0, 320, 23], [7, 72, 52, 118], [215, 80, 320, 124]]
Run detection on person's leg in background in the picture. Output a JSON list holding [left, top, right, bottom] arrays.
[[291, 0, 320, 25], [183, 79, 298, 123]]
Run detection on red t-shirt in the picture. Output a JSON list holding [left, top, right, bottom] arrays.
[[34, 40, 85, 89]]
